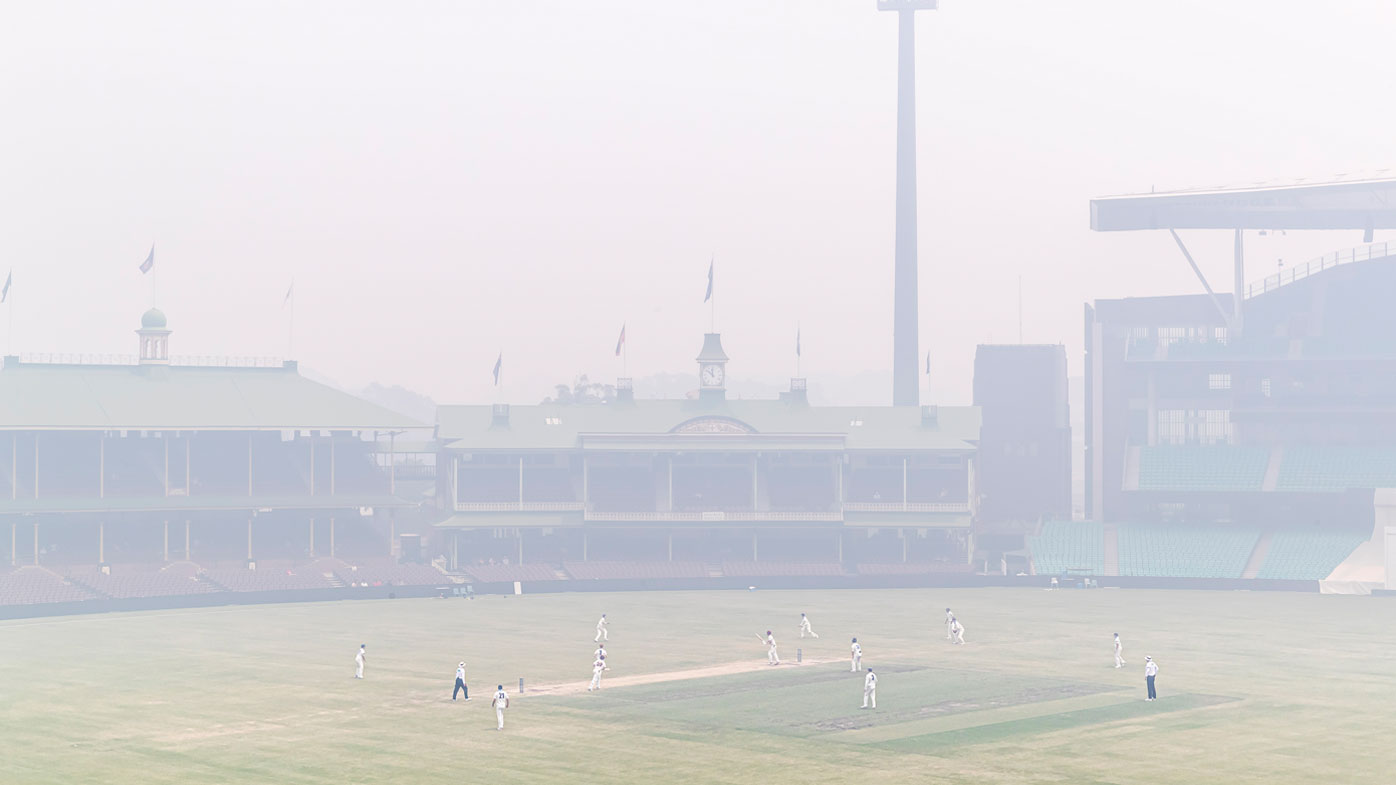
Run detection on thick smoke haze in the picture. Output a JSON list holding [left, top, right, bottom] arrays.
[[2, 0, 1391, 405]]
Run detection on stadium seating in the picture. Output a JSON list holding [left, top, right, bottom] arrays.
[[1115, 524, 1258, 578], [67, 563, 217, 599], [336, 559, 448, 587], [0, 567, 100, 605], [563, 561, 708, 580], [1136, 446, 1268, 491], [200, 567, 337, 592], [1025, 520, 1104, 575], [721, 561, 845, 577], [1255, 531, 1367, 580], [856, 562, 974, 575], [460, 563, 560, 583], [1275, 447, 1396, 492]]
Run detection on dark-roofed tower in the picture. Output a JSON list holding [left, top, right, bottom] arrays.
[[137, 308, 170, 365]]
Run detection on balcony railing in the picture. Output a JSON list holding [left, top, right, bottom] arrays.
[[583, 510, 844, 522], [454, 502, 585, 512], [1246, 241, 1394, 300], [843, 502, 971, 513]]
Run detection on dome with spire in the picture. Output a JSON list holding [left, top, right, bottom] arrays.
[[141, 308, 167, 329]]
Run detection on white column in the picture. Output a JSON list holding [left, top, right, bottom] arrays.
[[452, 530, 459, 570], [902, 457, 908, 510], [329, 517, 336, 558], [98, 521, 105, 563]]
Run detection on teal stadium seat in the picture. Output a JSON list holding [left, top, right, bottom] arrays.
[[1256, 531, 1367, 580], [1026, 521, 1104, 576], [1115, 524, 1258, 578], [1276, 447, 1396, 492], [1137, 446, 1268, 492]]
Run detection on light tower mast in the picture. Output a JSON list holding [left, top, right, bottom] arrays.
[[879, 0, 938, 407]]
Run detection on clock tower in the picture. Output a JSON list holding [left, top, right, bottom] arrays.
[[696, 333, 729, 401]]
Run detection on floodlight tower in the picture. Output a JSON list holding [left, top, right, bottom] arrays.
[[879, 0, 938, 407]]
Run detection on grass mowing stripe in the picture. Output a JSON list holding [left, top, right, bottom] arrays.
[[829, 689, 1137, 743], [873, 693, 1239, 754]]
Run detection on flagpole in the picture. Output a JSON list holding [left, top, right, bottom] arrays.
[[288, 280, 295, 360]]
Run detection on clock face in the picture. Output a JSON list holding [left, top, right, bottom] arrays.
[[701, 364, 724, 386]]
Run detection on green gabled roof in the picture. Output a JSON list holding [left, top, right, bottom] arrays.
[[0, 360, 425, 431], [437, 399, 979, 452]]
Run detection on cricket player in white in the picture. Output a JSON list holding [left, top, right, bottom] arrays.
[[594, 613, 608, 642], [862, 668, 877, 709], [492, 685, 509, 729], [354, 644, 366, 678], [1114, 633, 1125, 668], [764, 630, 780, 665], [594, 643, 606, 661], [798, 613, 819, 639], [588, 656, 607, 691], [1144, 657, 1159, 701], [950, 618, 965, 645], [945, 608, 955, 639], [850, 638, 862, 672]]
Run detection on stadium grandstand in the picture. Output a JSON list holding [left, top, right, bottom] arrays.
[[0, 309, 441, 613], [1072, 175, 1396, 590], [433, 332, 980, 585]]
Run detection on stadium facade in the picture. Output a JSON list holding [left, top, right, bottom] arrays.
[[434, 333, 983, 582], [0, 309, 435, 605]]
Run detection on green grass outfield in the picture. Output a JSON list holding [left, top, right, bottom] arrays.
[[2, 587, 1393, 784]]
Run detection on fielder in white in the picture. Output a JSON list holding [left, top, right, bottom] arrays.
[[594, 613, 608, 642], [945, 608, 955, 639], [354, 644, 366, 678], [861, 668, 877, 709], [594, 643, 606, 661], [850, 638, 862, 672], [950, 618, 965, 645], [764, 630, 780, 665], [492, 685, 509, 729], [1114, 633, 1126, 668], [588, 655, 607, 692], [798, 613, 819, 639]]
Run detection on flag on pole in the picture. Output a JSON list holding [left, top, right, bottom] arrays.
[[925, 351, 930, 375], [283, 282, 294, 306], [796, 327, 801, 358], [139, 245, 154, 274], [1, 270, 10, 304], [615, 324, 626, 357], [703, 260, 714, 303], [492, 353, 502, 386]]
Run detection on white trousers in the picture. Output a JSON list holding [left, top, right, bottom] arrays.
[[851, 654, 861, 672], [953, 631, 964, 645], [863, 687, 876, 708], [355, 661, 364, 678], [1115, 651, 1124, 667], [800, 625, 818, 639], [947, 620, 954, 639], [768, 646, 779, 665], [590, 669, 603, 690], [595, 628, 607, 642], [496, 708, 505, 729]]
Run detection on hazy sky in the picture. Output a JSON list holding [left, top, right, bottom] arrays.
[[3, 0, 1392, 406]]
